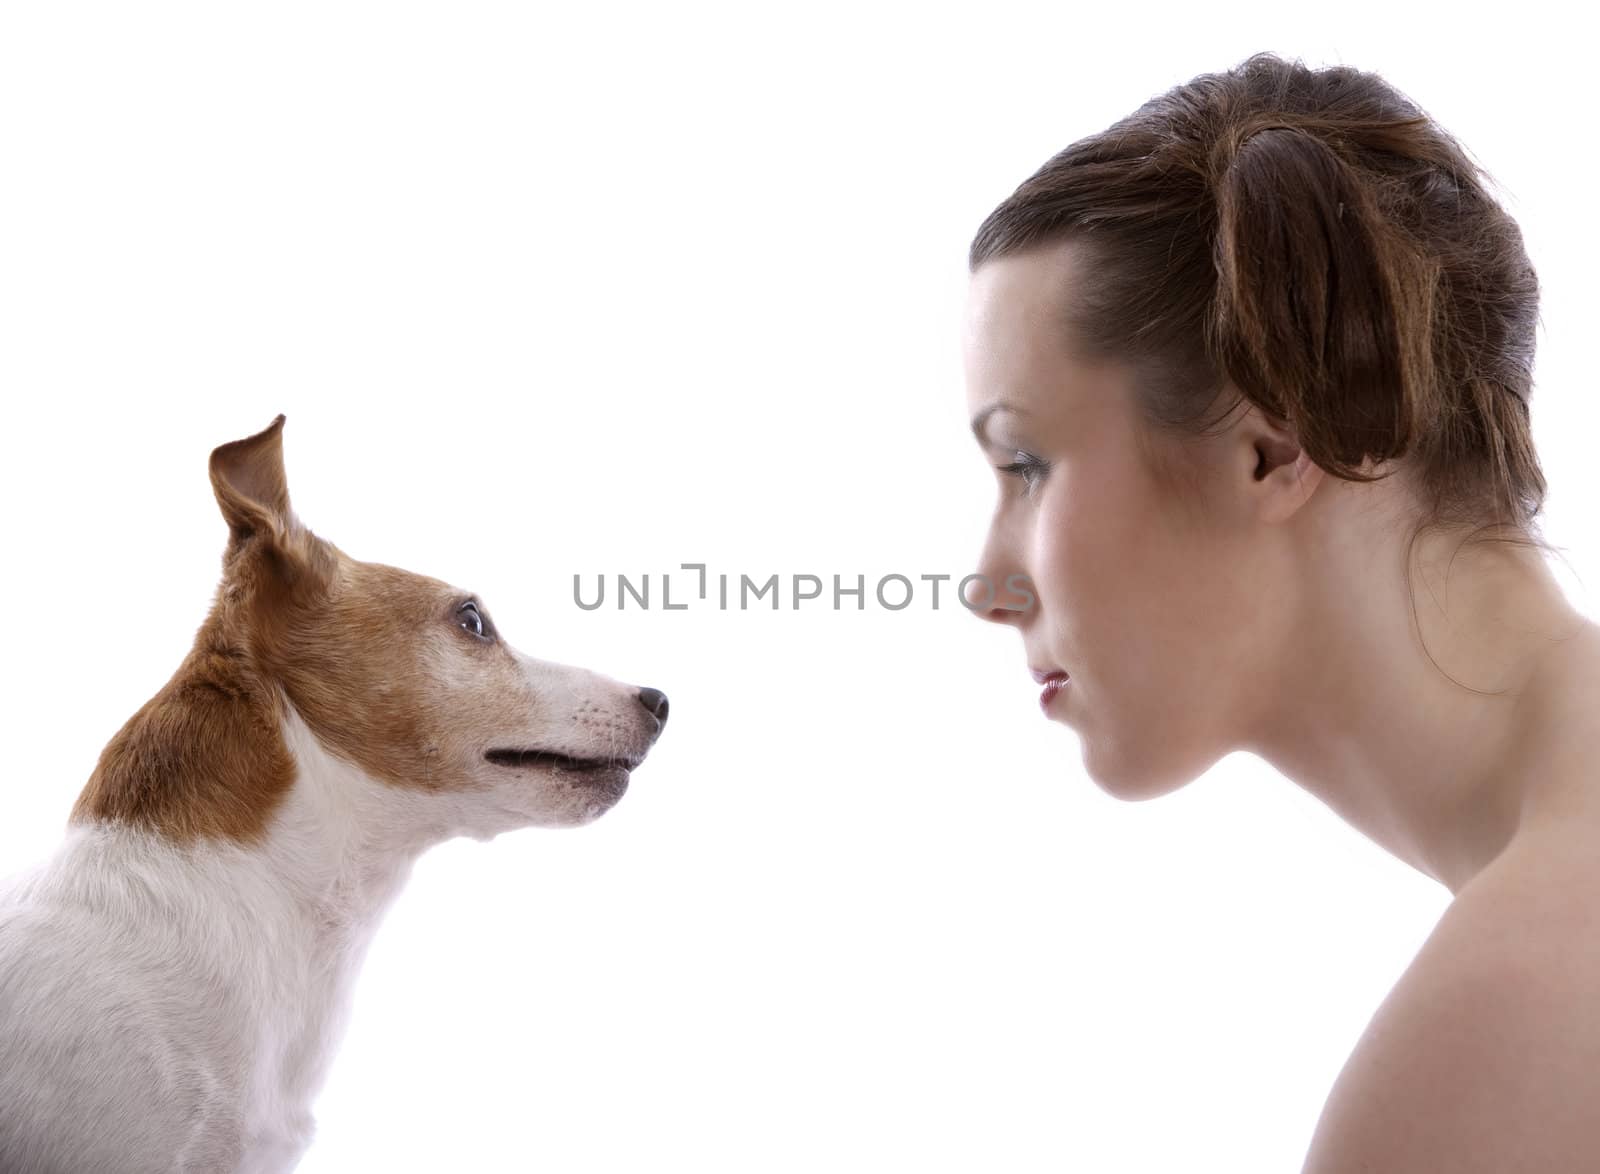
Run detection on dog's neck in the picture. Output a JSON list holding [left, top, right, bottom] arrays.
[[266, 700, 445, 936], [213, 703, 446, 1110], [215, 701, 455, 1124]]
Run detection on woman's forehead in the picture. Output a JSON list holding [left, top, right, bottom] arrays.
[[965, 243, 1094, 385], [966, 307, 1096, 431], [967, 252, 1072, 347]]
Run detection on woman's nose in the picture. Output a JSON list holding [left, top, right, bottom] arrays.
[[967, 575, 1032, 625], [969, 527, 1031, 625]]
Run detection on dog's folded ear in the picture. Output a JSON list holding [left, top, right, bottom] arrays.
[[210, 414, 333, 591]]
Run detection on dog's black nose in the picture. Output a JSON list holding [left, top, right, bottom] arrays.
[[636, 686, 669, 727]]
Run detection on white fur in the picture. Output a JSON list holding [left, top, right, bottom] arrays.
[[0, 700, 530, 1173]]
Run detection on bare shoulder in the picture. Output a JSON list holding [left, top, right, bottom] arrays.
[[1301, 825, 1600, 1173]]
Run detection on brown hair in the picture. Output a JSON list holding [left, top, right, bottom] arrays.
[[969, 51, 1566, 688]]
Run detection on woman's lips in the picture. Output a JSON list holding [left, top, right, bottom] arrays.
[[1031, 668, 1070, 713]]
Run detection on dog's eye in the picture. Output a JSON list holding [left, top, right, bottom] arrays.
[[457, 600, 492, 641]]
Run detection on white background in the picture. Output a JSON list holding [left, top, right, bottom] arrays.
[[1, 4, 1594, 1171]]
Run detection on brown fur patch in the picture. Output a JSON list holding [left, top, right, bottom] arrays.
[[68, 611, 298, 845], [249, 557, 476, 795], [70, 416, 314, 845]]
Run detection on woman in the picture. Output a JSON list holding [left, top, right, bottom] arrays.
[[961, 52, 1600, 1169]]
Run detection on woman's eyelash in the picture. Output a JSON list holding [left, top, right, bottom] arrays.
[[996, 452, 1050, 494]]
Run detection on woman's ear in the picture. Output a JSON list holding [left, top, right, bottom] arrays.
[[1246, 407, 1326, 525]]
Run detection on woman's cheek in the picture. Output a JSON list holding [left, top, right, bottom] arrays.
[[1033, 492, 1079, 610]]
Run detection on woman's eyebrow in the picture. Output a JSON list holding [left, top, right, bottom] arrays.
[[970, 401, 1029, 445]]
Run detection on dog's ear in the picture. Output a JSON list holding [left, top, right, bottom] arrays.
[[210, 414, 293, 549], [209, 414, 333, 591]]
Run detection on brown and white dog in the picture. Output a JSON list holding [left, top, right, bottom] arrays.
[[0, 415, 668, 1173]]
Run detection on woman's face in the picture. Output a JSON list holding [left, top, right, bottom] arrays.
[[963, 241, 1283, 798]]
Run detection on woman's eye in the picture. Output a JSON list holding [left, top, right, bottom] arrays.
[[457, 600, 489, 639], [996, 452, 1050, 497]]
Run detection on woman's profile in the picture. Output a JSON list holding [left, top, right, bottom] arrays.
[[961, 52, 1599, 1169]]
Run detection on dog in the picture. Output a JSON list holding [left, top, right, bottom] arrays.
[[0, 415, 668, 1173]]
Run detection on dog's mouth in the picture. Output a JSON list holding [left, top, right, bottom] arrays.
[[484, 748, 640, 774]]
